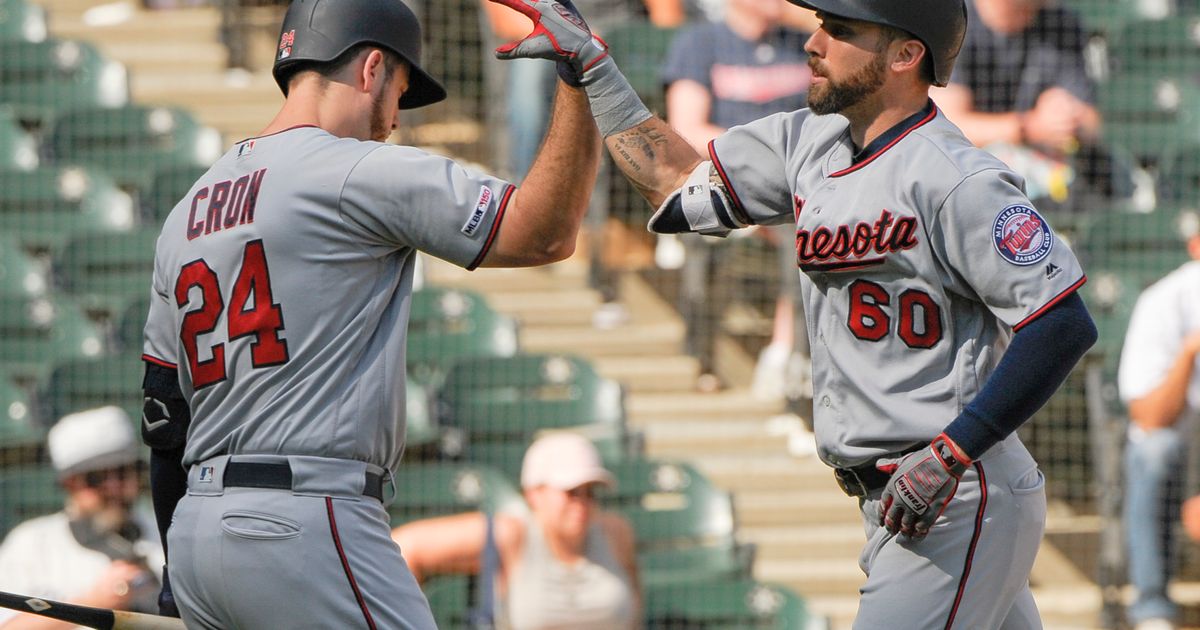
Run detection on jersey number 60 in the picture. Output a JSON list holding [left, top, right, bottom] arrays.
[[847, 279, 942, 349], [175, 239, 290, 388]]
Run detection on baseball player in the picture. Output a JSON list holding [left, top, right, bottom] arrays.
[[493, 0, 1098, 627], [138, 0, 601, 627]]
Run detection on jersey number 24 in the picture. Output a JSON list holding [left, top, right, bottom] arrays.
[[175, 239, 290, 388]]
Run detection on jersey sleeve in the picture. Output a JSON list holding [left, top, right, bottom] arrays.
[[143, 240, 178, 369], [706, 113, 800, 226], [930, 168, 1086, 330], [338, 145, 516, 270]]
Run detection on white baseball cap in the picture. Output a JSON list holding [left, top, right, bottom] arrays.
[[520, 432, 616, 491], [47, 406, 141, 478]]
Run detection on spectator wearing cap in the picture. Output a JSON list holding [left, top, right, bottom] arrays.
[[0, 407, 163, 630], [392, 432, 641, 630], [1118, 222, 1200, 630]]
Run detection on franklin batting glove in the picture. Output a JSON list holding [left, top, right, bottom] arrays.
[[876, 433, 972, 540]]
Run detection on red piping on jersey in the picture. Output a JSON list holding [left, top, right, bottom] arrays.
[[326, 497, 378, 630], [944, 462, 987, 630], [467, 184, 515, 271], [707, 139, 754, 226], [799, 257, 886, 273], [830, 106, 939, 178], [235, 124, 319, 145], [142, 354, 177, 370], [1012, 275, 1087, 332]]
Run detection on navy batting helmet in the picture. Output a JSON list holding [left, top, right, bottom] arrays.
[[272, 0, 447, 109], [788, 0, 967, 87]]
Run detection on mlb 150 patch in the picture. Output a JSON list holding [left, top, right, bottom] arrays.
[[992, 204, 1053, 266]]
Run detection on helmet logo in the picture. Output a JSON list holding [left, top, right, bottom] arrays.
[[279, 29, 295, 60]]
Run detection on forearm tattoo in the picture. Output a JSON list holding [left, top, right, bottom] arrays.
[[609, 123, 673, 197]]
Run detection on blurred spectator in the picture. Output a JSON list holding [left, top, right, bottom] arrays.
[[934, 0, 1116, 210], [659, 0, 814, 393], [1117, 226, 1200, 630], [392, 432, 641, 629], [0, 407, 163, 629], [1184, 494, 1200, 544]]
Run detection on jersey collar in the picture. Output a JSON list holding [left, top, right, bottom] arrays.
[[831, 100, 938, 177]]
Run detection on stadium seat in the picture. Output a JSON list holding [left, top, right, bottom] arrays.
[[0, 465, 63, 539], [1106, 16, 1200, 77], [0, 0, 46, 43], [0, 39, 126, 126], [53, 228, 159, 318], [0, 166, 135, 253], [115, 295, 150, 353], [0, 371, 41, 449], [0, 234, 47, 298], [40, 355, 144, 427], [1097, 73, 1200, 163], [144, 164, 209, 225], [420, 575, 476, 629], [407, 287, 519, 387], [1155, 142, 1200, 204], [1076, 205, 1196, 275], [601, 21, 678, 115], [405, 377, 441, 451], [0, 108, 37, 171], [0, 296, 106, 383], [644, 578, 820, 629], [44, 105, 223, 192], [387, 462, 525, 527]]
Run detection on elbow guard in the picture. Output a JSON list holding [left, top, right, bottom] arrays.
[[142, 362, 191, 451], [647, 162, 745, 236]]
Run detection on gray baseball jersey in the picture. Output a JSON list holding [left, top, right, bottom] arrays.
[[660, 101, 1080, 628], [143, 125, 513, 471]]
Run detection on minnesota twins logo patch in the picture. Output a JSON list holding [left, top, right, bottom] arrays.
[[992, 205, 1053, 266]]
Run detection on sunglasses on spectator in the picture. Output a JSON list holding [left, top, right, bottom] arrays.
[[564, 485, 597, 501], [83, 463, 143, 488]]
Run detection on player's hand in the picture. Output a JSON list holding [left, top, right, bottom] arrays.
[[876, 433, 972, 540], [82, 561, 149, 609], [487, 0, 609, 86]]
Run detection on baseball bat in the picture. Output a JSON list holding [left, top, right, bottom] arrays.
[[0, 590, 185, 630]]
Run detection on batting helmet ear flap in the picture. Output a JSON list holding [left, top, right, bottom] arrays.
[[272, 0, 446, 109]]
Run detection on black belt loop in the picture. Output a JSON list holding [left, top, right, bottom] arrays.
[[833, 442, 928, 498], [223, 461, 385, 501]]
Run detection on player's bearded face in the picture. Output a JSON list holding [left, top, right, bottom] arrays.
[[807, 49, 888, 115], [370, 79, 392, 142]]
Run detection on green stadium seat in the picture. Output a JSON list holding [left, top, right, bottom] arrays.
[[388, 462, 525, 527], [0, 108, 37, 170], [405, 377, 441, 451], [1076, 205, 1196, 275], [115, 295, 150, 353], [144, 164, 209, 225], [601, 21, 677, 115], [53, 228, 159, 318], [407, 287, 519, 387], [0, 39, 127, 126], [40, 355, 144, 427], [0, 466, 64, 539], [0, 234, 47, 298], [0, 166, 136, 253], [45, 105, 223, 192], [0, 371, 41, 448], [0, 296, 106, 384], [644, 579, 820, 629], [420, 575, 476, 629], [0, 0, 47, 43], [1106, 16, 1200, 77], [1155, 142, 1200, 203], [1097, 74, 1200, 163]]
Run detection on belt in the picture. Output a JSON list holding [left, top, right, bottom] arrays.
[[223, 462, 385, 501], [833, 442, 927, 497]]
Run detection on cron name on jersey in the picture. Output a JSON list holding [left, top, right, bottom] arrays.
[[187, 168, 267, 241], [795, 208, 919, 271], [992, 204, 1053, 266]]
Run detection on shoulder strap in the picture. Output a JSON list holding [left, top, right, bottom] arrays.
[[468, 512, 501, 629]]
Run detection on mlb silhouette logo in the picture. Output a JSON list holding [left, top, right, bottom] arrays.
[[198, 466, 216, 483]]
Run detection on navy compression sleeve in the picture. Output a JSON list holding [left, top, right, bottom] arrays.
[[943, 291, 1098, 460]]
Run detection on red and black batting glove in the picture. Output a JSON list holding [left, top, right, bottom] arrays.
[[487, 0, 609, 87], [875, 433, 972, 540]]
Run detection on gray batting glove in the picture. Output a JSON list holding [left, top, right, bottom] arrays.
[[876, 433, 972, 540], [488, 0, 611, 86]]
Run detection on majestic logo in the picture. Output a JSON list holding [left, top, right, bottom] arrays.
[[278, 29, 295, 60], [795, 209, 919, 272], [1045, 262, 1062, 280], [993, 205, 1053, 266]]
